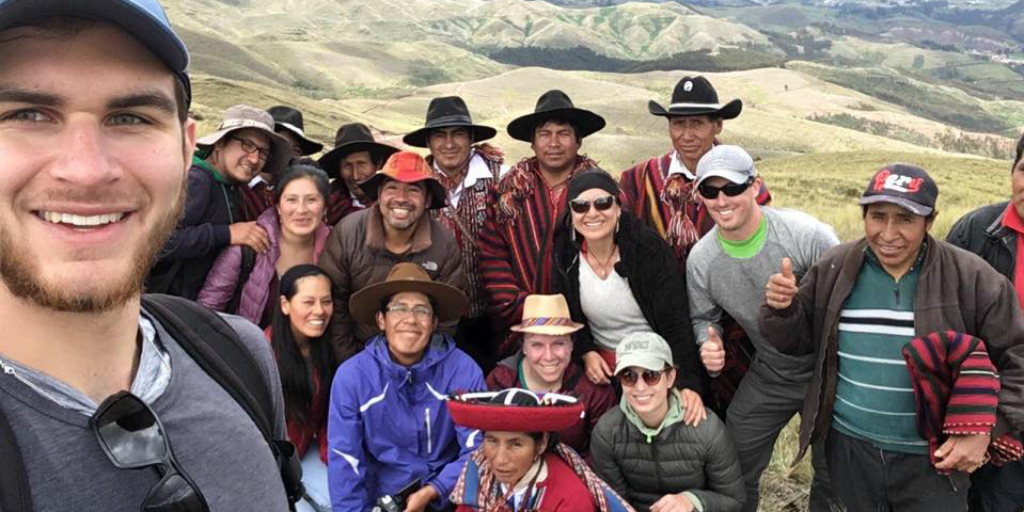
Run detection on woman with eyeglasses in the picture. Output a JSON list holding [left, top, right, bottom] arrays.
[[552, 169, 704, 424], [199, 162, 332, 329], [267, 264, 339, 512], [591, 332, 744, 512]]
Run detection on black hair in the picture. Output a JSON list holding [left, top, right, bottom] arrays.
[[533, 116, 582, 145], [273, 161, 330, 204], [1014, 132, 1024, 172], [270, 264, 339, 425]]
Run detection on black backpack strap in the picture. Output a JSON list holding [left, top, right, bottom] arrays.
[[142, 294, 304, 507], [0, 402, 33, 512], [225, 246, 258, 315]]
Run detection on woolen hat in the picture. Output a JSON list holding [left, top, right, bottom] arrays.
[[317, 123, 400, 179], [859, 163, 938, 217], [567, 168, 620, 203], [0, 0, 192, 107], [267, 106, 323, 156], [507, 90, 606, 143], [195, 105, 292, 176], [349, 262, 468, 327], [358, 151, 447, 209], [614, 332, 674, 375], [447, 388, 585, 433], [695, 145, 757, 186], [510, 295, 584, 336], [648, 76, 742, 120], [403, 96, 497, 148]]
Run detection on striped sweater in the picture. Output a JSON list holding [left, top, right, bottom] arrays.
[[478, 155, 596, 356]]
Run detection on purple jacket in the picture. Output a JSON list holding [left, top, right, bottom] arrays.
[[198, 208, 331, 325]]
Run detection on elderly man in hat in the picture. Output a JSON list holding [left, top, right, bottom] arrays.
[[239, 105, 324, 221], [687, 145, 838, 512], [327, 262, 485, 512], [148, 104, 291, 300], [761, 164, 1024, 511], [320, 151, 466, 362], [621, 76, 772, 419], [406, 96, 507, 370], [485, 294, 615, 457], [478, 90, 605, 357], [319, 123, 400, 226]]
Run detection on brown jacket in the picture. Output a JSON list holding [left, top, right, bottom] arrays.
[[758, 236, 1024, 462], [320, 207, 466, 362]]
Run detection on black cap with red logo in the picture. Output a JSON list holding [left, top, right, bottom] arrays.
[[859, 163, 938, 217]]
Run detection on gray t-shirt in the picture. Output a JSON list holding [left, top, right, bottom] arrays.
[[0, 310, 289, 511], [687, 207, 839, 378], [579, 256, 653, 351]]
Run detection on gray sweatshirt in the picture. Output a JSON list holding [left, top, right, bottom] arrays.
[[687, 206, 839, 378]]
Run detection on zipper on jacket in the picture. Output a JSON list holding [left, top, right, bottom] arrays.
[[425, 407, 432, 454], [651, 437, 665, 490]]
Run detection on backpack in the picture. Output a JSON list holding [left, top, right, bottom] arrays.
[[0, 294, 303, 511]]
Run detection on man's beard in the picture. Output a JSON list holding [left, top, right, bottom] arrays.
[[0, 182, 186, 313]]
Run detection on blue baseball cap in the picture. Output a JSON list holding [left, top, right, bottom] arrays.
[[0, 0, 191, 106]]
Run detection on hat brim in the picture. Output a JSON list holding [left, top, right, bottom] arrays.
[[318, 142, 400, 179], [196, 126, 292, 177], [277, 124, 324, 156], [858, 195, 934, 217], [510, 323, 584, 336], [507, 108, 606, 143], [695, 169, 753, 187], [648, 99, 742, 120], [358, 173, 447, 210], [403, 124, 497, 148], [349, 277, 468, 327], [447, 400, 585, 432]]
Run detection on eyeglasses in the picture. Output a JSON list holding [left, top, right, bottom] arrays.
[[618, 368, 667, 387], [386, 303, 434, 320], [228, 135, 271, 163], [569, 195, 617, 214], [697, 178, 754, 200], [90, 391, 209, 512]]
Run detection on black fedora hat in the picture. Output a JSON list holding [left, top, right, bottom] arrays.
[[403, 96, 497, 148], [648, 76, 742, 120], [267, 106, 323, 156], [506, 90, 606, 143], [317, 123, 400, 179]]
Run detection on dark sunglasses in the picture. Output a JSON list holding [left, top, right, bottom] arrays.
[[697, 178, 754, 200], [618, 368, 667, 387], [90, 391, 209, 512], [569, 195, 617, 214]]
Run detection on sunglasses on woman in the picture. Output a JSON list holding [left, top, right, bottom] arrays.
[[697, 177, 754, 200], [90, 391, 209, 512], [618, 368, 668, 387], [569, 195, 617, 214]]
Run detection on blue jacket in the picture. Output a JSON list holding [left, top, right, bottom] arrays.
[[327, 333, 485, 510]]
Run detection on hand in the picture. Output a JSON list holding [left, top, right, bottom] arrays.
[[650, 492, 695, 512], [765, 257, 799, 310], [934, 433, 990, 473], [700, 327, 725, 373], [583, 351, 613, 385], [402, 485, 439, 512], [228, 221, 270, 253], [679, 388, 707, 427]]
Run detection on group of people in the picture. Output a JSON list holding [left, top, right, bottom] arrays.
[[1, 1, 1024, 512]]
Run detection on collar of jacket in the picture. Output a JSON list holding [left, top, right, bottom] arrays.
[[620, 388, 686, 443], [364, 206, 434, 254], [191, 152, 232, 185], [986, 204, 1017, 247]]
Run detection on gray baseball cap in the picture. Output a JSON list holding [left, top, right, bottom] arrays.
[[615, 332, 674, 375], [695, 145, 757, 186]]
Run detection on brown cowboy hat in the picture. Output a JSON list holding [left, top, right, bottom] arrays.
[[349, 262, 468, 326], [317, 123, 400, 179], [506, 90, 606, 143], [358, 151, 447, 209], [403, 96, 497, 148]]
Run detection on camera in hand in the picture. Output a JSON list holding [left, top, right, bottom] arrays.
[[371, 479, 421, 512]]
